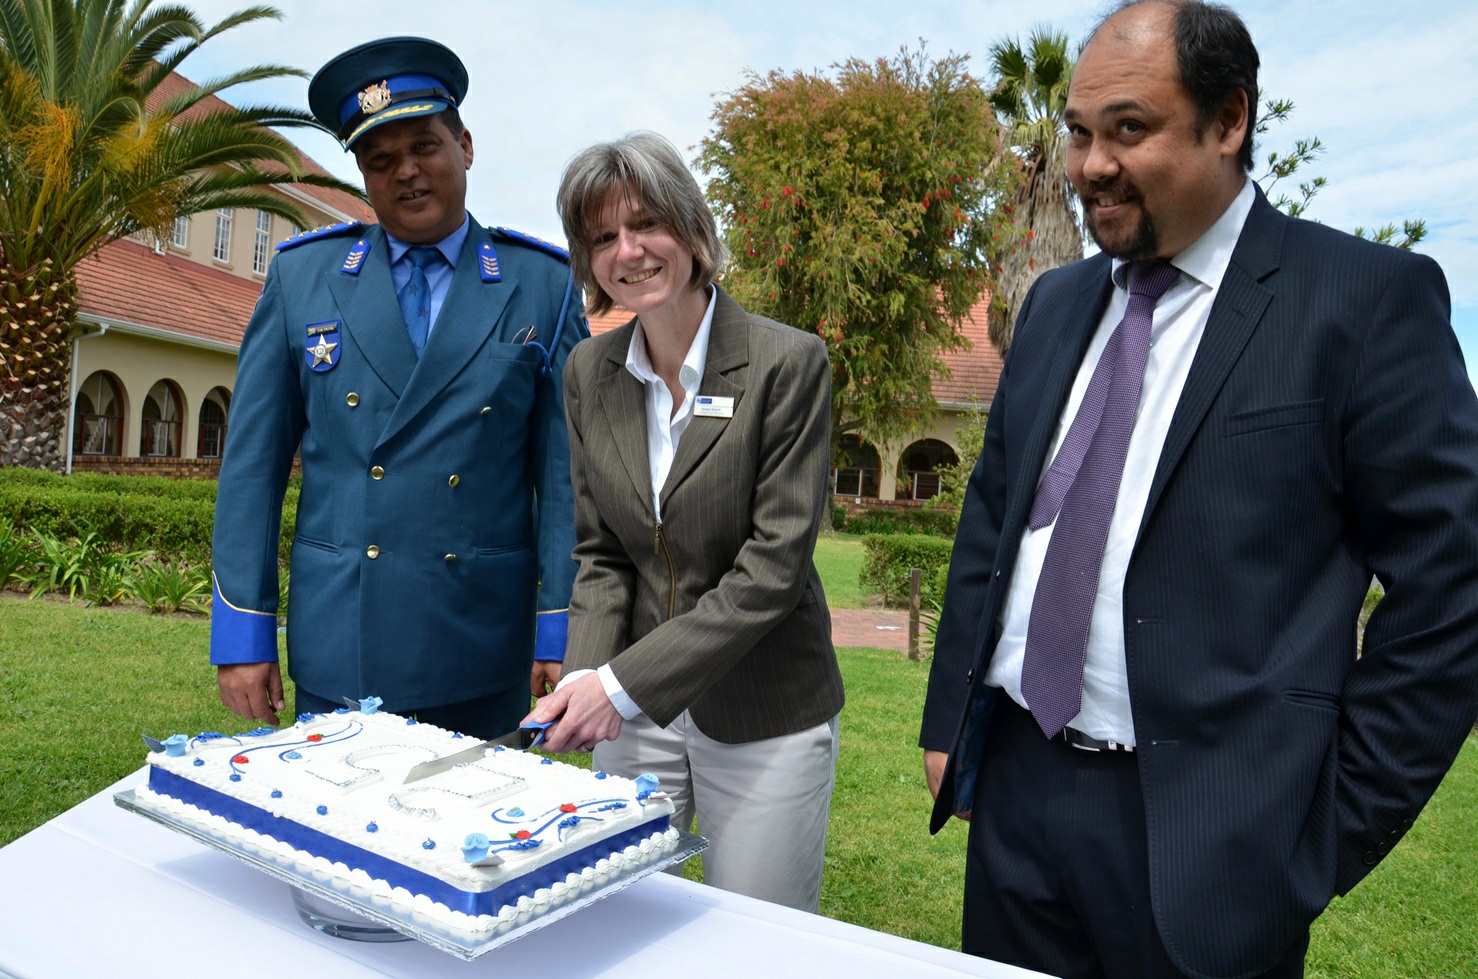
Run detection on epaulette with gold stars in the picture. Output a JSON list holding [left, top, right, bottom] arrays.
[[493, 226, 570, 263], [275, 221, 365, 253]]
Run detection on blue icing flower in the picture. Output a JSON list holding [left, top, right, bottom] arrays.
[[423, 839, 437, 850], [164, 734, 189, 757], [358, 696, 383, 715], [540, 758, 553, 765], [462, 833, 491, 864], [193, 758, 204, 767], [316, 805, 328, 815], [271, 789, 283, 799], [366, 822, 379, 833], [334, 707, 351, 714], [594, 771, 608, 779], [406, 718, 418, 726], [229, 774, 241, 782], [284, 750, 302, 760], [296, 713, 320, 723], [634, 773, 661, 799], [507, 807, 525, 818]]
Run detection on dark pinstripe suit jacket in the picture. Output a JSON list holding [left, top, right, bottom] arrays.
[[921, 189, 1478, 978], [562, 285, 844, 744]]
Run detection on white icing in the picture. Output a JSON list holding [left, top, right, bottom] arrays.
[[138, 709, 678, 938]]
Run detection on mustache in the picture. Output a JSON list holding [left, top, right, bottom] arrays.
[[1080, 179, 1138, 200]]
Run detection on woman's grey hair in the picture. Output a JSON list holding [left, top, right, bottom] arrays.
[[557, 131, 728, 317]]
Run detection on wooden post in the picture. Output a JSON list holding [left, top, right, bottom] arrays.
[[907, 567, 923, 661]]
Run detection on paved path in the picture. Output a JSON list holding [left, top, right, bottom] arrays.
[[831, 606, 912, 651]]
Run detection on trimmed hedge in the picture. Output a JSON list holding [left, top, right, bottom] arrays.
[[0, 468, 299, 564], [860, 533, 955, 607], [840, 506, 958, 537]]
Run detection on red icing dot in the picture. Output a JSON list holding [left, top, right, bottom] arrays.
[[231, 755, 249, 764], [306, 734, 323, 742], [515, 830, 532, 840], [559, 803, 578, 813]]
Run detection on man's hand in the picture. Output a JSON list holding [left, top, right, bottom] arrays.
[[522, 672, 622, 754], [217, 662, 285, 727], [530, 660, 562, 699], [924, 749, 971, 822]]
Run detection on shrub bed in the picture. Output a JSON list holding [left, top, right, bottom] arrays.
[[860, 533, 955, 607], [0, 468, 298, 564], [840, 506, 958, 537]]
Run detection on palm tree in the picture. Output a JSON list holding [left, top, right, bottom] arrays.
[[0, 0, 361, 470], [985, 27, 1083, 354]]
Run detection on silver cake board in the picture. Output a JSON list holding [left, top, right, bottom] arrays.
[[115, 788, 707, 960]]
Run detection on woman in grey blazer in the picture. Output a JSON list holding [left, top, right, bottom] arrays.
[[525, 132, 844, 912]]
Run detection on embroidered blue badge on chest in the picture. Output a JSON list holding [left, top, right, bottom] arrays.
[[306, 320, 342, 372]]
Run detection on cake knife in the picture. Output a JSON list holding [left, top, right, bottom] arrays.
[[400, 720, 554, 784]]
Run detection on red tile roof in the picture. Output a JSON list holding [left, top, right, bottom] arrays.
[[585, 294, 1002, 407], [934, 294, 1004, 407], [75, 239, 262, 346], [147, 68, 372, 224], [586, 307, 634, 336]]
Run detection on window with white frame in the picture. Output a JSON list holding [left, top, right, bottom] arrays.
[[253, 211, 272, 274], [213, 207, 234, 262], [170, 215, 189, 248]]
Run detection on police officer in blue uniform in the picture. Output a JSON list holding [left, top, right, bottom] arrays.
[[211, 37, 586, 739]]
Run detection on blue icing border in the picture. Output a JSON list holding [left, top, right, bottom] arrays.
[[146, 767, 668, 917]]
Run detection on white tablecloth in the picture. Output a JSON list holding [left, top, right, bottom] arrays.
[[0, 770, 1047, 979]]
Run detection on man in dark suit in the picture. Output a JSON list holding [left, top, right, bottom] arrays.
[[920, 2, 1478, 977], [211, 38, 586, 739]]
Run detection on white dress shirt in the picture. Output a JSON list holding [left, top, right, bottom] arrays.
[[563, 286, 719, 719], [987, 178, 1256, 745]]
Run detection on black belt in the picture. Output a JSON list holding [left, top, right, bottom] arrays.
[[1059, 727, 1135, 752]]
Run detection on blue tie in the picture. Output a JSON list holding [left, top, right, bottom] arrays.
[[398, 246, 440, 357]]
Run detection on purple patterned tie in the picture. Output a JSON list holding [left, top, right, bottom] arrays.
[[1021, 260, 1181, 738]]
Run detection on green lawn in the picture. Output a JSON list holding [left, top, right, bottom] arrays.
[[814, 533, 869, 609], [1, 593, 1473, 973]]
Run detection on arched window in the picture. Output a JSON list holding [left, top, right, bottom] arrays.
[[833, 434, 881, 498], [73, 372, 124, 456], [896, 438, 959, 501], [140, 380, 185, 457], [198, 387, 230, 458]]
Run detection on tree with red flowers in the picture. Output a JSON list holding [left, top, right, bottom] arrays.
[[699, 46, 1013, 452]]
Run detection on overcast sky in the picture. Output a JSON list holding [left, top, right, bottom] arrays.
[[179, 0, 1478, 375]]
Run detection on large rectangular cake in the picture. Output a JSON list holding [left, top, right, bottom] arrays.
[[133, 701, 678, 938]]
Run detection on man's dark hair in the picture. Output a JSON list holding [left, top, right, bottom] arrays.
[[1097, 0, 1260, 171], [438, 106, 465, 139]]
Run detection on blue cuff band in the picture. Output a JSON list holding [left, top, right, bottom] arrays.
[[210, 578, 280, 665], [534, 610, 568, 663]]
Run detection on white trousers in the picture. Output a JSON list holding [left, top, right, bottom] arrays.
[[594, 710, 840, 912]]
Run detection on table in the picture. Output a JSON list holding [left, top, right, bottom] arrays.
[[0, 771, 1049, 978]]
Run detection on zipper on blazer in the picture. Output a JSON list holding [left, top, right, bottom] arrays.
[[654, 522, 677, 620]]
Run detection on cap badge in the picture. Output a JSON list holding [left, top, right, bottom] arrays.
[[357, 79, 392, 115]]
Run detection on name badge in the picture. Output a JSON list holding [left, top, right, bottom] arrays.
[[694, 396, 734, 418]]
